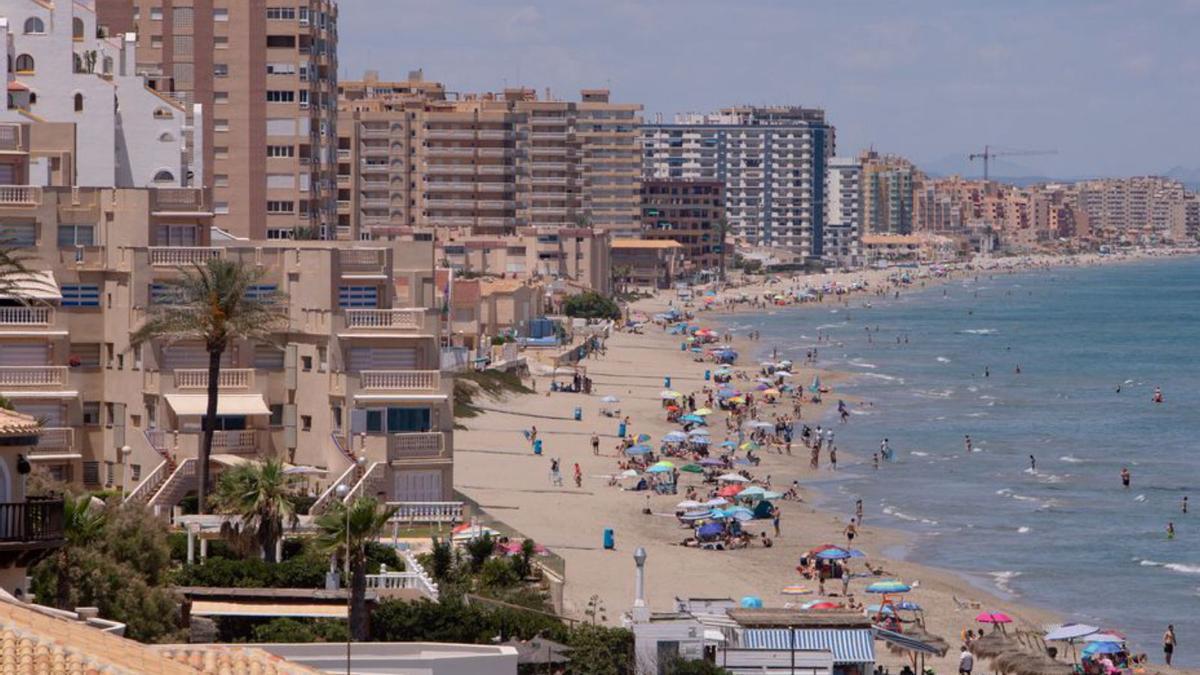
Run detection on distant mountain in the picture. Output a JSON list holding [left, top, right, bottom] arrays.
[[1164, 166, 1200, 191]]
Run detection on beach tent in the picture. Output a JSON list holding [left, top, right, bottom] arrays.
[[752, 500, 775, 519]]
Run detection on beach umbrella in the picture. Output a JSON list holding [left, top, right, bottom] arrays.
[[780, 585, 812, 596], [693, 407, 713, 416], [738, 486, 767, 499], [676, 500, 703, 510], [688, 427, 711, 435], [717, 473, 750, 483], [719, 440, 737, 449], [975, 611, 1013, 625], [727, 396, 746, 404], [847, 549, 867, 558], [1083, 633, 1126, 643], [663, 431, 688, 443], [625, 444, 652, 456], [700, 457, 726, 466], [755, 377, 774, 384], [724, 506, 755, 521], [739, 441, 761, 452], [680, 414, 706, 424], [600, 395, 621, 403], [755, 383, 771, 391], [739, 596, 763, 609], [637, 432, 652, 442], [763, 388, 780, 396], [452, 525, 501, 542], [866, 580, 912, 594], [680, 464, 705, 474], [810, 376, 822, 393], [762, 491, 784, 500], [717, 485, 744, 498], [775, 371, 794, 378], [646, 464, 672, 474], [619, 469, 640, 478], [894, 601, 923, 612], [691, 436, 711, 445], [697, 523, 726, 538], [660, 390, 682, 399], [815, 547, 853, 561], [1081, 642, 1123, 657], [867, 604, 896, 616], [802, 601, 841, 610], [653, 460, 676, 469], [1045, 624, 1099, 641], [704, 497, 728, 507], [283, 465, 326, 476]]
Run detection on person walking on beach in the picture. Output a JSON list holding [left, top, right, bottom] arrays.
[[530, 425, 538, 447], [591, 432, 600, 456], [573, 462, 582, 488], [771, 506, 781, 537], [1121, 467, 1131, 489], [829, 446, 838, 471], [1164, 625, 1176, 665], [550, 457, 563, 486], [844, 518, 858, 544], [855, 498, 864, 525], [880, 438, 890, 461], [959, 646, 975, 675], [1029, 455, 1036, 471]]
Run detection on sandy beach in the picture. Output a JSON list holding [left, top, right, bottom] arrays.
[[455, 250, 1197, 672]]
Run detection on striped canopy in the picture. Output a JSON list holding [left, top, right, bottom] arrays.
[[741, 629, 876, 664]]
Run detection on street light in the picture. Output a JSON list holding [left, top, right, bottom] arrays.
[[334, 455, 367, 675], [119, 445, 132, 500]]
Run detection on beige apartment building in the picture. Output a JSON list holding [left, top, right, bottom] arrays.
[[336, 71, 642, 242], [434, 225, 611, 293], [96, 0, 340, 240], [0, 121, 453, 519]]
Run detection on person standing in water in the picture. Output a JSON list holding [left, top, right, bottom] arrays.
[[965, 435, 973, 453], [1183, 496, 1189, 514], [1121, 467, 1131, 488], [1167, 522, 1176, 540], [1029, 455, 1036, 471]]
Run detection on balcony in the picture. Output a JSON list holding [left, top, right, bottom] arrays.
[[424, 165, 476, 175], [338, 248, 387, 275], [476, 130, 512, 140], [343, 309, 425, 332], [425, 181, 476, 191], [148, 247, 224, 267], [151, 188, 208, 214], [424, 147, 475, 157], [0, 500, 65, 560], [0, 366, 67, 388], [29, 428, 74, 457], [173, 368, 255, 390], [360, 163, 388, 174], [0, 124, 26, 152], [360, 370, 440, 391], [360, 127, 390, 139], [425, 129, 476, 140], [387, 432, 446, 461], [476, 165, 509, 175], [0, 186, 40, 206], [476, 148, 513, 158], [0, 307, 53, 327]]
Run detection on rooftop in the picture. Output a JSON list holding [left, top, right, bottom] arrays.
[[611, 239, 685, 250], [726, 608, 873, 629], [0, 409, 39, 436]]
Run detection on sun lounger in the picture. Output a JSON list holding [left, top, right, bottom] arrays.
[[953, 595, 982, 610]]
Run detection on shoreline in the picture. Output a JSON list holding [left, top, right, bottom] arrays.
[[455, 249, 1197, 673]]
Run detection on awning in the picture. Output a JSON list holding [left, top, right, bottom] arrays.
[[189, 600, 347, 619], [26, 453, 82, 462], [0, 271, 60, 300], [742, 629, 875, 663], [873, 627, 944, 655], [353, 393, 448, 402], [1, 391, 79, 399], [164, 394, 270, 416], [210, 454, 253, 468]]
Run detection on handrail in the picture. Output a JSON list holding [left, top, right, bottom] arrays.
[[146, 458, 196, 517], [0, 500, 64, 542], [344, 462, 384, 503], [123, 460, 169, 505], [310, 461, 357, 515]]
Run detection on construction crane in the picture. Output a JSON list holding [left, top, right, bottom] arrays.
[[967, 146, 1057, 181]]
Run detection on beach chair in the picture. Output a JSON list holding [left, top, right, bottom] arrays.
[[952, 595, 982, 611]]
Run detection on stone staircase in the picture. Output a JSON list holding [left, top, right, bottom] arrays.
[[145, 458, 198, 519]]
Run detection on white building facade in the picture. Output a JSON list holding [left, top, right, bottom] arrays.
[[0, 0, 194, 187], [823, 156, 862, 266], [642, 107, 835, 259]]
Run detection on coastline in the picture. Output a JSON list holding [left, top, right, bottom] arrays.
[[454, 249, 1198, 673]]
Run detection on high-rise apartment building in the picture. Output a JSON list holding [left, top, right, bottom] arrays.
[[641, 106, 835, 259], [0, 0, 195, 187], [336, 72, 642, 241], [823, 156, 862, 266], [96, 0, 340, 240], [1076, 177, 1190, 242], [859, 151, 915, 235], [639, 179, 724, 277]]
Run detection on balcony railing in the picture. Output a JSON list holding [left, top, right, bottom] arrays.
[[32, 427, 73, 451], [388, 500, 463, 523], [148, 247, 223, 267], [0, 366, 67, 387], [0, 306, 52, 326], [209, 430, 260, 453], [0, 500, 64, 544], [343, 309, 424, 331], [337, 247, 386, 272], [360, 370, 440, 391], [387, 432, 445, 460], [173, 368, 255, 390], [0, 186, 40, 206], [152, 188, 206, 212]]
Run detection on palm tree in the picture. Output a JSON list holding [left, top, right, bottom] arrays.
[[315, 496, 398, 640], [212, 458, 299, 563], [54, 494, 106, 608], [714, 218, 731, 282], [0, 244, 32, 297], [129, 258, 287, 514]]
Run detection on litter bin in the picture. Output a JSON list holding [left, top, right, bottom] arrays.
[[533, 439, 543, 455], [664, 376, 672, 388], [618, 421, 627, 438], [573, 407, 582, 421], [704, 369, 711, 381], [680, 342, 687, 351], [603, 528, 615, 550]]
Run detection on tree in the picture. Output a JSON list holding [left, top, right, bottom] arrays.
[[714, 218, 731, 282], [212, 458, 300, 563], [428, 537, 455, 582], [566, 624, 634, 675], [610, 265, 634, 296], [464, 532, 495, 572], [0, 243, 33, 297], [564, 291, 621, 321], [663, 657, 732, 674], [53, 494, 105, 607], [129, 259, 287, 514], [315, 496, 398, 640]]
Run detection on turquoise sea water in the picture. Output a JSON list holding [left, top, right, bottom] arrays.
[[730, 257, 1200, 664]]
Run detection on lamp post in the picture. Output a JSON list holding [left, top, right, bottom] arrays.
[[334, 454, 366, 675], [631, 546, 650, 623], [119, 445, 132, 500]]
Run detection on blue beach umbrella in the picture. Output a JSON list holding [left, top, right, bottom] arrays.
[[740, 596, 763, 609], [663, 431, 688, 443], [646, 464, 672, 474], [866, 580, 912, 594], [719, 440, 737, 449], [680, 414, 706, 424], [691, 436, 711, 445], [815, 547, 852, 560], [1082, 642, 1124, 657], [625, 444, 652, 456]]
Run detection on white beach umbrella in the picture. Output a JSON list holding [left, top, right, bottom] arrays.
[[600, 395, 621, 403], [717, 473, 750, 483]]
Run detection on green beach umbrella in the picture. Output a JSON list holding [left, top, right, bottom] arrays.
[[680, 463, 704, 474]]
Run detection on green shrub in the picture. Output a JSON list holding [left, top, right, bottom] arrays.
[[563, 291, 620, 320], [174, 553, 327, 589], [250, 617, 349, 643]]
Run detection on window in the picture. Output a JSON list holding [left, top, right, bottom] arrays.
[[214, 146, 229, 159], [268, 404, 284, 427], [254, 344, 285, 370], [266, 228, 295, 240], [150, 35, 163, 48], [158, 131, 175, 141], [23, 17, 45, 34], [266, 200, 294, 214], [73, 93, 84, 112], [214, 36, 228, 49], [266, 90, 295, 103], [72, 17, 84, 39], [244, 284, 278, 302], [266, 7, 296, 20], [14, 54, 35, 73], [298, 6, 310, 24], [131, 464, 142, 482], [214, 91, 229, 103], [266, 62, 296, 75], [213, 63, 228, 77], [82, 462, 100, 486], [214, 202, 230, 214], [362, 407, 431, 434], [62, 284, 100, 308], [149, 283, 183, 305], [300, 415, 312, 431], [57, 224, 95, 247], [213, 8, 228, 21], [152, 169, 175, 183], [82, 402, 101, 426], [149, 7, 163, 20], [266, 145, 294, 158], [155, 224, 197, 246], [301, 356, 313, 372], [266, 35, 296, 48], [0, 223, 36, 246], [214, 174, 229, 187], [70, 343, 102, 368], [338, 286, 378, 308]]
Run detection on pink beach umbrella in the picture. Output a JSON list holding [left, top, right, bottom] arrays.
[[976, 611, 1014, 625]]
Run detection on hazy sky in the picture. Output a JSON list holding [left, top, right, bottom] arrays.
[[338, 1, 1200, 177]]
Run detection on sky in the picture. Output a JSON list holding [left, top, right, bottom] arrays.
[[338, 1, 1200, 178]]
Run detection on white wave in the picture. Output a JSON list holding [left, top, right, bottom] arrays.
[[1134, 494, 1147, 502], [965, 412, 988, 418], [1124, 379, 1135, 384], [979, 395, 997, 400], [1059, 455, 1084, 463], [910, 451, 930, 457], [967, 386, 979, 392], [913, 389, 954, 399], [960, 328, 998, 335], [1140, 560, 1200, 575], [989, 570, 1022, 595], [882, 506, 921, 523], [861, 372, 904, 383], [1017, 526, 1031, 534], [848, 360, 878, 369], [936, 356, 952, 363], [816, 323, 845, 330]]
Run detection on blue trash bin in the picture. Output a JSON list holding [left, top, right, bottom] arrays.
[[573, 407, 582, 421], [618, 422, 627, 438], [664, 376, 672, 388], [680, 342, 687, 351], [704, 369, 711, 381], [533, 439, 543, 455], [603, 528, 615, 550]]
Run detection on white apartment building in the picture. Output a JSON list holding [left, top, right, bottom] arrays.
[[823, 156, 862, 266], [642, 106, 835, 258], [0, 0, 194, 187]]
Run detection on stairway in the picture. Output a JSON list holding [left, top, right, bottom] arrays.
[[145, 458, 198, 519]]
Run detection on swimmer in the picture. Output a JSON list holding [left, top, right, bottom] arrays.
[[964, 435, 973, 453], [1121, 467, 1131, 488], [1167, 521, 1175, 540], [1029, 454, 1036, 471], [1153, 386, 1163, 404]]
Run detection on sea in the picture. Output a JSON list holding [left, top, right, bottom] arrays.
[[728, 256, 1200, 664]]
